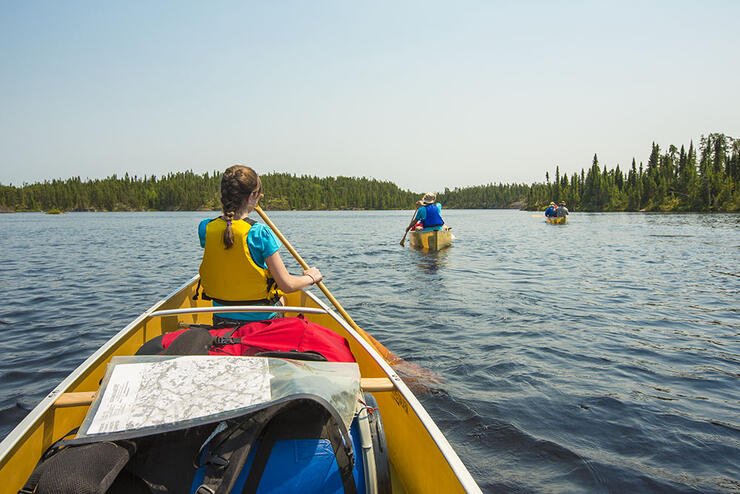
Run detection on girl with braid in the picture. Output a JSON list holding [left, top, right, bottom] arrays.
[[198, 165, 323, 326]]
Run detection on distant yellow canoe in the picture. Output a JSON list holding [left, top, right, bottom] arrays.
[[408, 229, 453, 251], [546, 216, 567, 224]]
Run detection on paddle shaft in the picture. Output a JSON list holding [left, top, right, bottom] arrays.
[[400, 210, 418, 246], [254, 206, 400, 364]]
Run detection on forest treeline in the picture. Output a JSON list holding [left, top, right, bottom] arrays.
[[527, 133, 740, 212], [1, 133, 738, 213], [0, 173, 421, 212]]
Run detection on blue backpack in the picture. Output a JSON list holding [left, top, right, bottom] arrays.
[[191, 396, 360, 494]]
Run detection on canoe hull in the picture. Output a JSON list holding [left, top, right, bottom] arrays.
[[546, 216, 567, 224], [0, 277, 480, 493], [408, 229, 453, 251]]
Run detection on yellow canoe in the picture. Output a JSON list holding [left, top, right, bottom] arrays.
[[546, 216, 567, 224], [408, 229, 453, 251], [0, 276, 481, 493]]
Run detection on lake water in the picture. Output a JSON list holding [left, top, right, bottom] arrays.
[[1, 210, 738, 493]]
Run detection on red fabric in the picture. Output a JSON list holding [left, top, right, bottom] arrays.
[[162, 317, 355, 363], [161, 328, 189, 347]]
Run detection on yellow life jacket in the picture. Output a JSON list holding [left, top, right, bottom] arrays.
[[198, 218, 282, 304]]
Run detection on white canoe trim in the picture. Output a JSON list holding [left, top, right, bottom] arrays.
[[150, 306, 328, 316]]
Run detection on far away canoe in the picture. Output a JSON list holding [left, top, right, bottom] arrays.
[[408, 229, 453, 251]]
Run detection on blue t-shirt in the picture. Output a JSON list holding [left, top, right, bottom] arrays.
[[198, 218, 281, 321], [414, 203, 443, 231]]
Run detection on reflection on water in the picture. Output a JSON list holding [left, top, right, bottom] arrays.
[[410, 246, 452, 273]]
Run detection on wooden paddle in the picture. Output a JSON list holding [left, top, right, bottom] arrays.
[[399, 210, 418, 246], [254, 206, 444, 388], [255, 206, 399, 362]]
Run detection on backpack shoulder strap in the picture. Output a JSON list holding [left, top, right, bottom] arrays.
[[195, 404, 284, 494]]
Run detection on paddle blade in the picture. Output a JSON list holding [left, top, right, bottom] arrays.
[[393, 359, 447, 393]]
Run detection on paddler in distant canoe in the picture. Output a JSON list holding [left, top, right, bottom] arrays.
[[556, 200, 569, 218], [404, 192, 449, 233]]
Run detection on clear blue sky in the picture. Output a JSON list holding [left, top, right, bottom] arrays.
[[1, 1, 738, 192]]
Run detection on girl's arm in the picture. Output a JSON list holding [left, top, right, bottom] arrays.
[[265, 251, 322, 293]]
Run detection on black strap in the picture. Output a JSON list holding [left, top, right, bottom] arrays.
[[212, 328, 241, 347], [203, 294, 278, 306], [326, 418, 358, 494], [254, 350, 328, 362], [240, 422, 279, 493], [18, 464, 45, 494]]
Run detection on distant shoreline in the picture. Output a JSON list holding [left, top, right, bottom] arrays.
[[2, 134, 738, 214], [3, 208, 737, 215]]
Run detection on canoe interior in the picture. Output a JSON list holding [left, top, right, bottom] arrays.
[[546, 216, 567, 224], [0, 278, 476, 493], [408, 229, 453, 251]]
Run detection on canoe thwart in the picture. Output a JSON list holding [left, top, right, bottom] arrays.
[[53, 392, 96, 408], [53, 377, 395, 408], [360, 377, 395, 392]]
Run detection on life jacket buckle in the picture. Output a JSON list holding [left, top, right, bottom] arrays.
[[213, 336, 241, 346]]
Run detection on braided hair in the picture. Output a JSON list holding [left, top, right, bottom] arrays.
[[220, 165, 261, 249]]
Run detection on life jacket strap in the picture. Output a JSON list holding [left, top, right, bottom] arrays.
[[201, 276, 281, 306], [201, 293, 281, 306]]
